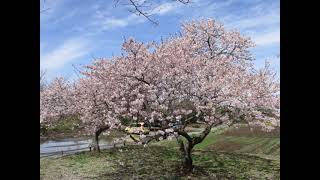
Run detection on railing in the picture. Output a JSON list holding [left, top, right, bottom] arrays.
[[40, 142, 125, 158]]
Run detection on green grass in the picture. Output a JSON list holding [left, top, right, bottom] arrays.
[[41, 145, 279, 179], [41, 127, 280, 179]]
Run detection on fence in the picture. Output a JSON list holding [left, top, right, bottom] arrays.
[[40, 142, 125, 158]]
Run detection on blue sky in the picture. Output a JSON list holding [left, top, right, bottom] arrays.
[[40, 0, 280, 82]]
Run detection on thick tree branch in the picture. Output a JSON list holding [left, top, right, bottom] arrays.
[[192, 119, 222, 145], [177, 130, 192, 142], [96, 124, 110, 135]]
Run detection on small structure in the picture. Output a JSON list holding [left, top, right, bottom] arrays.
[[88, 142, 96, 152]]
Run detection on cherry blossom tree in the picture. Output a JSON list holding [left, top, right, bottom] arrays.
[[40, 19, 280, 171], [79, 19, 280, 171], [40, 77, 75, 126], [72, 74, 122, 152], [39, 74, 119, 152]]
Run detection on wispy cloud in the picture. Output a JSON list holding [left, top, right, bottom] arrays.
[[150, 1, 182, 15], [40, 0, 66, 23], [226, 12, 279, 31], [188, 0, 279, 31], [91, 1, 184, 30], [40, 38, 90, 70], [252, 30, 280, 46], [97, 14, 146, 30], [102, 18, 130, 28]]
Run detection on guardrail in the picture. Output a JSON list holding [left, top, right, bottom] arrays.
[[40, 143, 125, 158]]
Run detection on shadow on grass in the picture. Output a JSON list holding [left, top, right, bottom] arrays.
[[92, 145, 279, 180]]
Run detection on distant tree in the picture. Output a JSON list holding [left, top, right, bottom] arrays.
[[72, 76, 121, 152], [40, 70, 46, 92], [40, 77, 75, 125]]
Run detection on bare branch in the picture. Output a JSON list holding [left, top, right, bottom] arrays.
[[40, 0, 50, 13], [128, 0, 158, 25], [113, 0, 121, 7], [177, 130, 193, 142], [176, 0, 190, 4], [40, 8, 50, 13]]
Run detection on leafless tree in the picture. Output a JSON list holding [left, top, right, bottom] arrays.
[[40, 70, 47, 91]]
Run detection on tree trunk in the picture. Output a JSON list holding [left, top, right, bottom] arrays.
[[94, 125, 110, 153], [183, 142, 194, 172], [94, 130, 101, 153], [177, 136, 194, 173], [176, 120, 221, 173]]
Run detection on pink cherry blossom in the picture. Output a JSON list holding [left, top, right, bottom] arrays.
[[40, 19, 280, 168]]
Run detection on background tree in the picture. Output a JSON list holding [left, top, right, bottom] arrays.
[[40, 77, 75, 125], [40, 70, 46, 92], [73, 74, 121, 152]]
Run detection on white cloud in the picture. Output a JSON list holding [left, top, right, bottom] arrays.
[[96, 14, 146, 31], [102, 18, 129, 28], [91, 1, 183, 31], [226, 12, 279, 30], [188, 0, 279, 32], [151, 2, 181, 15], [253, 30, 280, 46], [40, 38, 90, 70]]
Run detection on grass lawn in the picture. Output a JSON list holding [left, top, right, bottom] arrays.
[[40, 127, 280, 180]]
